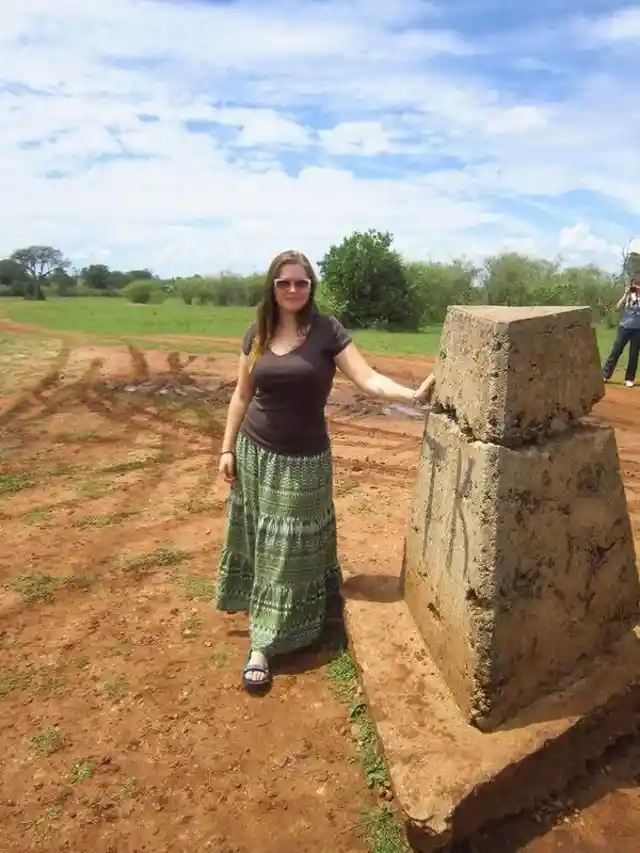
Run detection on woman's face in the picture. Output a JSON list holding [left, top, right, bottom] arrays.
[[273, 262, 311, 314]]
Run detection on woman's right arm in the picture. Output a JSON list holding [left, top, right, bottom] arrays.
[[220, 353, 254, 454], [616, 287, 630, 310]]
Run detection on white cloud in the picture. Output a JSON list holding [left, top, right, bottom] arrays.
[[559, 222, 620, 261], [588, 7, 640, 42], [0, 0, 637, 275]]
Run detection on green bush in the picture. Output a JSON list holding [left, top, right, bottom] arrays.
[[73, 286, 121, 298], [319, 229, 422, 331], [177, 279, 198, 305], [124, 280, 158, 304]]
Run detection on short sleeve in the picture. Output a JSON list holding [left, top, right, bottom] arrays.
[[326, 315, 351, 357], [241, 323, 256, 356]]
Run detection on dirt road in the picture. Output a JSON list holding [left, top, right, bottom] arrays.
[[0, 341, 638, 852]]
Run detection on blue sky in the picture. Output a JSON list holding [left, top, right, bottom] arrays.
[[1, 0, 639, 275]]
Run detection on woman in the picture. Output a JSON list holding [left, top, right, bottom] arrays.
[[602, 278, 640, 388], [216, 250, 435, 693]]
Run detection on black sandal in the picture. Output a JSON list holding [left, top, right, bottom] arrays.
[[242, 653, 272, 694]]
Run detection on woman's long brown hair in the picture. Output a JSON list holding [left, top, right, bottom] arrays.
[[252, 250, 318, 359]]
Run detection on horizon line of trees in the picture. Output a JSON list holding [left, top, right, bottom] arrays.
[[1, 233, 638, 330]]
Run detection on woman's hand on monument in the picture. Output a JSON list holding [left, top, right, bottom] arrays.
[[413, 374, 436, 406]]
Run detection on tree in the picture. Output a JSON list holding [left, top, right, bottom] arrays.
[[556, 264, 618, 321], [622, 242, 640, 280], [10, 245, 70, 300], [0, 258, 29, 295], [405, 259, 479, 324], [81, 263, 113, 290], [50, 266, 77, 296], [319, 229, 421, 330], [481, 253, 560, 306]]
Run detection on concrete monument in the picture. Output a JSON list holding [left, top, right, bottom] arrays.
[[344, 306, 640, 852]]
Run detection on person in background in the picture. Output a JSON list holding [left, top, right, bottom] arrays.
[[216, 249, 435, 693], [602, 277, 640, 388]]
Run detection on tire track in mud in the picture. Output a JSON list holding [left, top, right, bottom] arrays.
[[0, 348, 229, 613], [0, 346, 227, 441]]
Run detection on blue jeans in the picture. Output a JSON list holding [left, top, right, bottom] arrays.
[[603, 326, 640, 383]]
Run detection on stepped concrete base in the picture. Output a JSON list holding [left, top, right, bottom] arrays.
[[343, 584, 640, 852]]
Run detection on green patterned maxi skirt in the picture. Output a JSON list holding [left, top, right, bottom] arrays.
[[216, 432, 342, 656]]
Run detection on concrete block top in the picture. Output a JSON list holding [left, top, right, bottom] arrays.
[[457, 305, 590, 325], [434, 304, 605, 445]]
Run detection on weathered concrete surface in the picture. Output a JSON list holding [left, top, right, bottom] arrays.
[[435, 306, 604, 446], [401, 411, 639, 731], [343, 589, 640, 853]]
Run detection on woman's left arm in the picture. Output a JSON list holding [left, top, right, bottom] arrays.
[[335, 342, 435, 405]]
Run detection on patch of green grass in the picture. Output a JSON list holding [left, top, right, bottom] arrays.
[[0, 669, 27, 698], [353, 326, 443, 357], [0, 664, 66, 699], [6, 573, 65, 603], [327, 649, 407, 852], [327, 650, 389, 789], [3, 298, 256, 339], [78, 477, 113, 498], [69, 760, 93, 783], [31, 726, 66, 754], [363, 806, 410, 853], [181, 613, 202, 636], [350, 701, 391, 790], [73, 511, 137, 528], [0, 472, 36, 495], [171, 571, 216, 602], [211, 648, 229, 667], [4, 571, 97, 603], [0, 298, 618, 358], [327, 648, 359, 702], [33, 665, 67, 696], [98, 457, 154, 474], [112, 776, 138, 801], [113, 545, 188, 578], [23, 505, 53, 525], [0, 465, 77, 501], [176, 495, 220, 515], [102, 676, 129, 700]]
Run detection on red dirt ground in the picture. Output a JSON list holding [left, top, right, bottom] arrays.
[[0, 339, 638, 853]]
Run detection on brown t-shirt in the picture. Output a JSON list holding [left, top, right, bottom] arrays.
[[239, 314, 351, 456]]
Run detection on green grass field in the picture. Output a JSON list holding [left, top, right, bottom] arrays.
[[0, 297, 617, 358]]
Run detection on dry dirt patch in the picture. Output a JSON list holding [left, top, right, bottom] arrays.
[[0, 340, 639, 853]]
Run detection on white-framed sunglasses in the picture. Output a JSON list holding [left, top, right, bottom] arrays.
[[274, 277, 311, 292]]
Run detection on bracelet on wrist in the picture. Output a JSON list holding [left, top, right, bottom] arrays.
[[220, 450, 235, 457]]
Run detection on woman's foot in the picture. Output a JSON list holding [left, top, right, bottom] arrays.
[[242, 650, 271, 693]]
